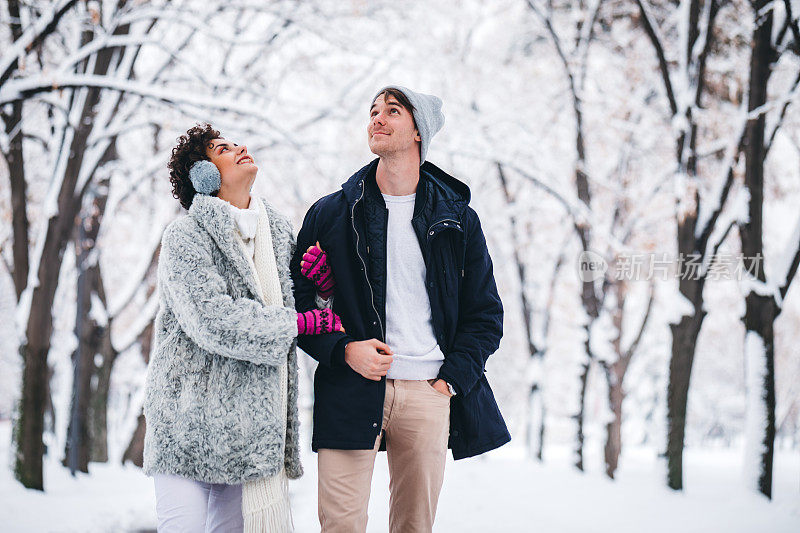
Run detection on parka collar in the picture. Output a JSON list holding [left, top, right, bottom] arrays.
[[341, 158, 471, 223], [188, 194, 285, 306]]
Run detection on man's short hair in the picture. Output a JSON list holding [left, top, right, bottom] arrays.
[[372, 88, 417, 128]]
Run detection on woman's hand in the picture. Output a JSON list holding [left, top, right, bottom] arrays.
[[300, 242, 335, 300], [297, 308, 345, 335]]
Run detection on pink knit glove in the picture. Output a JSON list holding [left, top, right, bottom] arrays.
[[300, 243, 335, 300], [297, 309, 343, 335]]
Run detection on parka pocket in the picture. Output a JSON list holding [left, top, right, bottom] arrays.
[[438, 241, 458, 297]]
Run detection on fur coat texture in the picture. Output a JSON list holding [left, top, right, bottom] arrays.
[[143, 193, 303, 484]]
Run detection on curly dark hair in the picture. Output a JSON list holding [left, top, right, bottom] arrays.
[[168, 123, 221, 210]]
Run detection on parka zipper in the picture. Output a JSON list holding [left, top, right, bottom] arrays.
[[351, 180, 385, 341]]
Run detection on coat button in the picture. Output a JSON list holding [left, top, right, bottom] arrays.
[[429, 230, 434, 236], [372, 321, 377, 325], [443, 222, 448, 226], [372, 422, 378, 427]]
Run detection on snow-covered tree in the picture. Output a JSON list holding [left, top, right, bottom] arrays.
[[632, 0, 757, 491], [738, 0, 800, 499]]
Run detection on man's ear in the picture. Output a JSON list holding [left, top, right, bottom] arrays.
[[414, 129, 421, 142]]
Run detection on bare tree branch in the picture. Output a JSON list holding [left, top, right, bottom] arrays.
[[623, 280, 656, 360], [692, 0, 720, 106], [527, 0, 576, 84], [578, 0, 604, 88], [633, 0, 678, 116], [0, 0, 79, 87], [779, 217, 800, 300], [765, 68, 800, 157], [780, 0, 800, 55], [0, 74, 303, 149]]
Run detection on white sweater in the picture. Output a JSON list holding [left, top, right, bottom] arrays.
[[381, 192, 445, 380]]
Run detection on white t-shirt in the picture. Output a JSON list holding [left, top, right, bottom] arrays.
[[381, 192, 445, 380]]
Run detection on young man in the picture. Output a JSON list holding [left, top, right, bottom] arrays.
[[290, 86, 510, 533]]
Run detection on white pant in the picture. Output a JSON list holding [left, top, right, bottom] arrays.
[[153, 473, 244, 532]]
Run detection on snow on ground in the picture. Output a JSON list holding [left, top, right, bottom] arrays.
[[1, 420, 798, 532]]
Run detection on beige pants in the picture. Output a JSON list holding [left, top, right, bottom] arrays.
[[317, 378, 451, 533]]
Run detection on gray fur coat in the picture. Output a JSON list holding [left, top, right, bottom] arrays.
[[143, 194, 303, 484]]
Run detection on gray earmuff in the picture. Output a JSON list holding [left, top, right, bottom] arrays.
[[189, 160, 221, 194]]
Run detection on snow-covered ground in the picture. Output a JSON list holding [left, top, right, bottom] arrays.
[[1, 420, 798, 532]]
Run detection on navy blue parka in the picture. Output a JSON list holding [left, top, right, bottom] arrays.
[[290, 158, 510, 459]]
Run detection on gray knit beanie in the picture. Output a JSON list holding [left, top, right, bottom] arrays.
[[373, 85, 445, 164]]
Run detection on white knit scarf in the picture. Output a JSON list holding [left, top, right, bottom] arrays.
[[234, 198, 295, 532]]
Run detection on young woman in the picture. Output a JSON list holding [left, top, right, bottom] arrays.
[[143, 124, 341, 532]]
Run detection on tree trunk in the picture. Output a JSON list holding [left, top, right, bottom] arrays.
[[742, 296, 777, 498], [4, 100, 29, 300], [604, 280, 654, 479], [63, 146, 116, 472], [604, 282, 627, 478], [122, 413, 147, 468], [666, 293, 706, 490], [633, 0, 725, 492], [64, 182, 111, 473], [4, 0, 34, 488], [14, 100, 91, 489], [740, 0, 776, 498], [90, 324, 117, 463], [574, 346, 591, 471], [2, 0, 29, 301], [525, 1, 602, 472], [604, 368, 623, 479], [573, 164, 600, 473], [63, 258, 96, 474], [496, 163, 549, 462], [526, 384, 546, 461], [666, 83, 705, 489], [13, 342, 47, 489], [122, 321, 155, 467]]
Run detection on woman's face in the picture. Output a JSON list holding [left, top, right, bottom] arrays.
[[205, 138, 257, 193]]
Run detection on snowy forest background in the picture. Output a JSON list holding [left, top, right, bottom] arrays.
[[1, 0, 799, 531]]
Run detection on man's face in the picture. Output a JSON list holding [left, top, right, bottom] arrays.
[[205, 138, 257, 191], [367, 94, 420, 158]]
